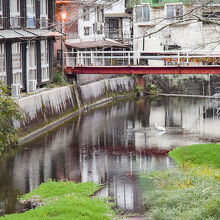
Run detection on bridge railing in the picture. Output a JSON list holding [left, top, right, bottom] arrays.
[[64, 51, 220, 67]]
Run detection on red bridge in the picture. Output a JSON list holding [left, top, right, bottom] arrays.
[[64, 51, 220, 76]]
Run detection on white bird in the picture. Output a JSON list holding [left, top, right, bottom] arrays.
[[213, 93, 220, 98], [154, 123, 166, 132]]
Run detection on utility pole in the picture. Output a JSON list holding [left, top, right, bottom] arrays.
[[61, 10, 67, 73]]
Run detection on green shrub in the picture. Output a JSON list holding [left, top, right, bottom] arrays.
[[0, 83, 23, 152]]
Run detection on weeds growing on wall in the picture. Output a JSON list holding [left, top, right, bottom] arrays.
[[53, 68, 68, 86], [45, 68, 68, 88]]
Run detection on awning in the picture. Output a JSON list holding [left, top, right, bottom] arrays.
[[0, 30, 35, 39], [104, 13, 132, 18], [65, 39, 126, 49], [15, 30, 37, 38]]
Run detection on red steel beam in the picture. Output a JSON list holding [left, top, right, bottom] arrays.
[[65, 66, 220, 76]]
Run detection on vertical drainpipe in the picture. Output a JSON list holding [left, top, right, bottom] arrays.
[[26, 43, 29, 93], [143, 36, 145, 51]]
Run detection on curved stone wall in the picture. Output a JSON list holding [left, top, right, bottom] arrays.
[[79, 77, 136, 105], [15, 77, 136, 136], [15, 86, 76, 134]]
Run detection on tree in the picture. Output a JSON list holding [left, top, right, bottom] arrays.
[[0, 83, 23, 153]]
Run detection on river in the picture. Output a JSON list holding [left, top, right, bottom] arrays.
[[0, 96, 220, 216]]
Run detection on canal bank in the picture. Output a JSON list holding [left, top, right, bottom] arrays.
[[16, 77, 137, 144]]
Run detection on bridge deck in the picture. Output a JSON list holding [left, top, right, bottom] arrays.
[[65, 66, 220, 76]]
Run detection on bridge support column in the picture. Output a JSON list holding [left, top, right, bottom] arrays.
[[136, 76, 146, 90]]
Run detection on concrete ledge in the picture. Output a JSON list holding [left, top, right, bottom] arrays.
[[160, 93, 220, 99]]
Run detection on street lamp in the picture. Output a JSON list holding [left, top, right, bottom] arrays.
[[61, 11, 67, 21], [60, 10, 67, 73]]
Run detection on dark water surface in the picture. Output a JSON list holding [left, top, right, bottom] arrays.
[[1, 96, 220, 215]]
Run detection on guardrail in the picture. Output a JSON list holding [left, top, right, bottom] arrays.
[[64, 50, 220, 67]]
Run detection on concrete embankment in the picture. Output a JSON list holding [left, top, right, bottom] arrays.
[[17, 77, 136, 144]]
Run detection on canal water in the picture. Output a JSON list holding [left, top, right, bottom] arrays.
[[0, 96, 220, 216]]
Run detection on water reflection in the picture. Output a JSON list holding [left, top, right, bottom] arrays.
[[0, 96, 220, 215]]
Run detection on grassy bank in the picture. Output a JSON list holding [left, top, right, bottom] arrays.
[[140, 144, 220, 220], [1, 180, 115, 220]]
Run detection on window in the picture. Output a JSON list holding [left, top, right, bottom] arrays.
[[83, 7, 90, 21], [27, 0, 36, 28], [203, 11, 220, 20], [41, 40, 49, 82], [40, 0, 48, 28], [97, 8, 104, 23], [109, 19, 119, 29], [166, 4, 183, 20], [0, 44, 6, 84], [98, 25, 103, 34], [135, 5, 150, 22], [93, 23, 103, 34], [28, 42, 37, 80], [10, 0, 20, 27], [84, 27, 90, 35], [0, 0, 3, 28], [106, 18, 122, 40], [12, 43, 22, 86]]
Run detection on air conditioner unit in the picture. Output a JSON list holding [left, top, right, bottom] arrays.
[[11, 84, 20, 98], [29, 80, 37, 93]]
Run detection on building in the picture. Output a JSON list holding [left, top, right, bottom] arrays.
[[0, 0, 59, 95], [131, 0, 220, 55], [56, 0, 132, 57], [56, 0, 133, 84], [105, 0, 132, 45]]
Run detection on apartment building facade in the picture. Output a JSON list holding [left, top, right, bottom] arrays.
[[56, 0, 132, 53], [130, 0, 220, 53], [0, 0, 58, 95]]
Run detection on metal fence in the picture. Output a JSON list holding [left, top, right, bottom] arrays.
[[64, 50, 220, 67]]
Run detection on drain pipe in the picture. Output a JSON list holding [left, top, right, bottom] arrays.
[[26, 43, 29, 93]]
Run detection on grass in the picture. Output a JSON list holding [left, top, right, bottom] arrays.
[[140, 143, 220, 220], [1, 180, 115, 220], [169, 143, 220, 168]]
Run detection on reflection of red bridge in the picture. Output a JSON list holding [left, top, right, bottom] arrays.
[[64, 51, 220, 76]]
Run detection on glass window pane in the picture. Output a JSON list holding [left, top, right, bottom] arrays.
[[136, 6, 142, 22], [167, 5, 174, 19]]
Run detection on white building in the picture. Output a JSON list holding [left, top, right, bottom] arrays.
[[133, 1, 220, 53], [62, 0, 132, 48]]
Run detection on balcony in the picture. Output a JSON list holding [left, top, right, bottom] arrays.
[[105, 27, 131, 44]]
